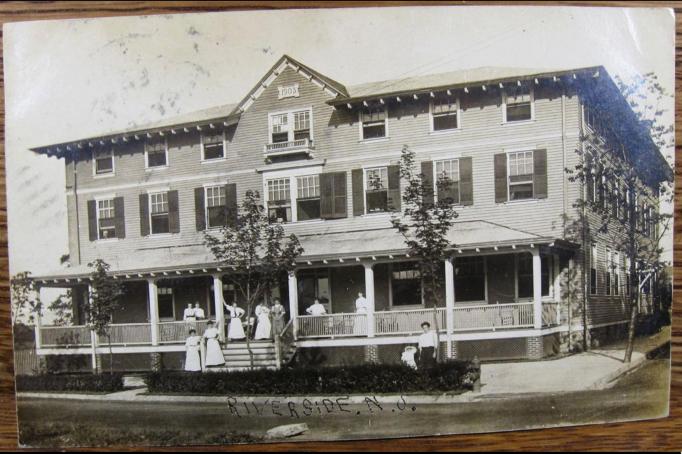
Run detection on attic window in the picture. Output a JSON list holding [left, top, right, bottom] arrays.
[[504, 85, 533, 123], [360, 106, 387, 140], [93, 148, 114, 175]]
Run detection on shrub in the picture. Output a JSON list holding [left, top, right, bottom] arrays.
[[144, 360, 479, 395], [16, 373, 124, 393]]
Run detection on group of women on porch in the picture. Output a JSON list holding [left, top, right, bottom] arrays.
[[223, 298, 287, 341]]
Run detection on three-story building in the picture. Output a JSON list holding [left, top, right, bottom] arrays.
[[29, 55, 670, 370]]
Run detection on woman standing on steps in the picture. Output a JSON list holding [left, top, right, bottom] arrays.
[[224, 300, 246, 340], [184, 329, 202, 372], [202, 320, 225, 369]]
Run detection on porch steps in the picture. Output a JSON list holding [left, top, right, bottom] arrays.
[[211, 340, 296, 371]]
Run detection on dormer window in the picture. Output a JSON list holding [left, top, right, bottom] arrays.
[[360, 106, 387, 140], [145, 138, 168, 168], [93, 148, 114, 176], [269, 109, 312, 144], [503, 85, 533, 123]]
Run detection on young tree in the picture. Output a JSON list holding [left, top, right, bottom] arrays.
[[204, 190, 303, 369], [10, 271, 41, 326], [47, 290, 74, 326], [84, 259, 124, 373], [566, 73, 673, 363], [390, 145, 459, 358]]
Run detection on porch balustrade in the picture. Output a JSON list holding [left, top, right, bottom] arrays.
[[38, 301, 560, 348], [452, 302, 535, 331], [297, 313, 367, 338], [40, 325, 92, 347], [158, 320, 211, 344], [374, 308, 447, 335], [98, 323, 152, 345]]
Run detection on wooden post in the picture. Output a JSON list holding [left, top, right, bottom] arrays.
[[364, 263, 375, 338], [444, 257, 455, 358], [288, 272, 299, 340], [147, 278, 159, 346], [212, 274, 225, 342], [532, 250, 542, 329]]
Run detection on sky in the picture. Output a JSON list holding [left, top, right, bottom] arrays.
[[3, 5, 675, 279]]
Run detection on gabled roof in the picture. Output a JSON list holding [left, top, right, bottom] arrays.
[[232, 54, 348, 114]]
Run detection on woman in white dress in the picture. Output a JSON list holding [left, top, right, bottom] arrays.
[[184, 329, 202, 372], [254, 302, 272, 340], [224, 301, 246, 340], [202, 321, 225, 368]]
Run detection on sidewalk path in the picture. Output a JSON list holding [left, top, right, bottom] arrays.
[[478, 328, 670, 397]]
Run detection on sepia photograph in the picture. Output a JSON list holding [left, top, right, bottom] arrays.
[[3, 4, 674, 448]]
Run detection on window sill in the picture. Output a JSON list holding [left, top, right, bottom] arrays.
[[201, 157, 227, 164], [95, 238, 119, 243], [93, 172, 115, 179], [359, 137, 390, 144], [429, 128, 461, 136], [501, 119, 535, 126], [502, 198, 542, 206], [147, 232, 176, 238], [362, 211, 394, 217], [145, 165, 169, 172]]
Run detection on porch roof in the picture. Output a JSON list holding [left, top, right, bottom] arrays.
[[30, 221, 576, 285]]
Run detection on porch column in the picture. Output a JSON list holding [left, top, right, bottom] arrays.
[[553, 253, 561, 325], [364, 263, 375, 338], [444, 257, 455, 358], [212, 274, 225, 342], [88, 284, 98, 372], [288, 271, 299, 340], [532, 249, 542, 329], [147, 278, 159, 346]]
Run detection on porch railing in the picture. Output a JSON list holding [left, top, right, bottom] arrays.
[[375, 308, 447, 335], [297, 313, 367, 338], [40, 325, 92, 347], [158, 320, 211, 344], [452, 302, 535, 331], [98, 323, 151, 345]]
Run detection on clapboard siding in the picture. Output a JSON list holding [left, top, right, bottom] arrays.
[[65, 69, 586, 267]]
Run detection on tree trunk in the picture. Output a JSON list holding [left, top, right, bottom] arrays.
[[107, 333, 114, 374], [245, 285, 255, 370]]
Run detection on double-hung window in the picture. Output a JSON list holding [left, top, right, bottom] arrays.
[[267, 178, 292, 223], [157, 287, 174, 321], [360, 107, 387, 140], [590, 243, 598, 295], [145, 139, 168, 168], [435, 159, 460, 204], [93, 148, 114, 176], [606, 249, 613, 296], [201, 132, 225, 160], [149, 192, 170, 234], [508, 150, 534, 200], [205, 186, 227, 228], [504, 85, 533, 122], [431, 96, 459, 131], [365, 167, 389, 212], [269, 109, 312, 144], [296, 175, 320, 221], [613, 252, 620, 296], [97, 199, 116, 239], [517, 254, 551, 299]]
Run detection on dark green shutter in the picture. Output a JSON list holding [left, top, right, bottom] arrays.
[[225, 183, 238, 227], [533, 149, 548, 199], [114, 197, 126, 239], [494, 153, 508, 203], [421, 161, 434, 207], [352, 168, 364, 216], [87, 200, 97, 241], [387, 165, 401, 212], [168, 190, 180, 233], [320, 172, 347, 219], [195, 187, 205, 231], [459, 157, 473, 206], [139, 193, 150, 237]]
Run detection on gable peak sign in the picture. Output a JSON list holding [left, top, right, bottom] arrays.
[[278, 84, 300, 99]]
